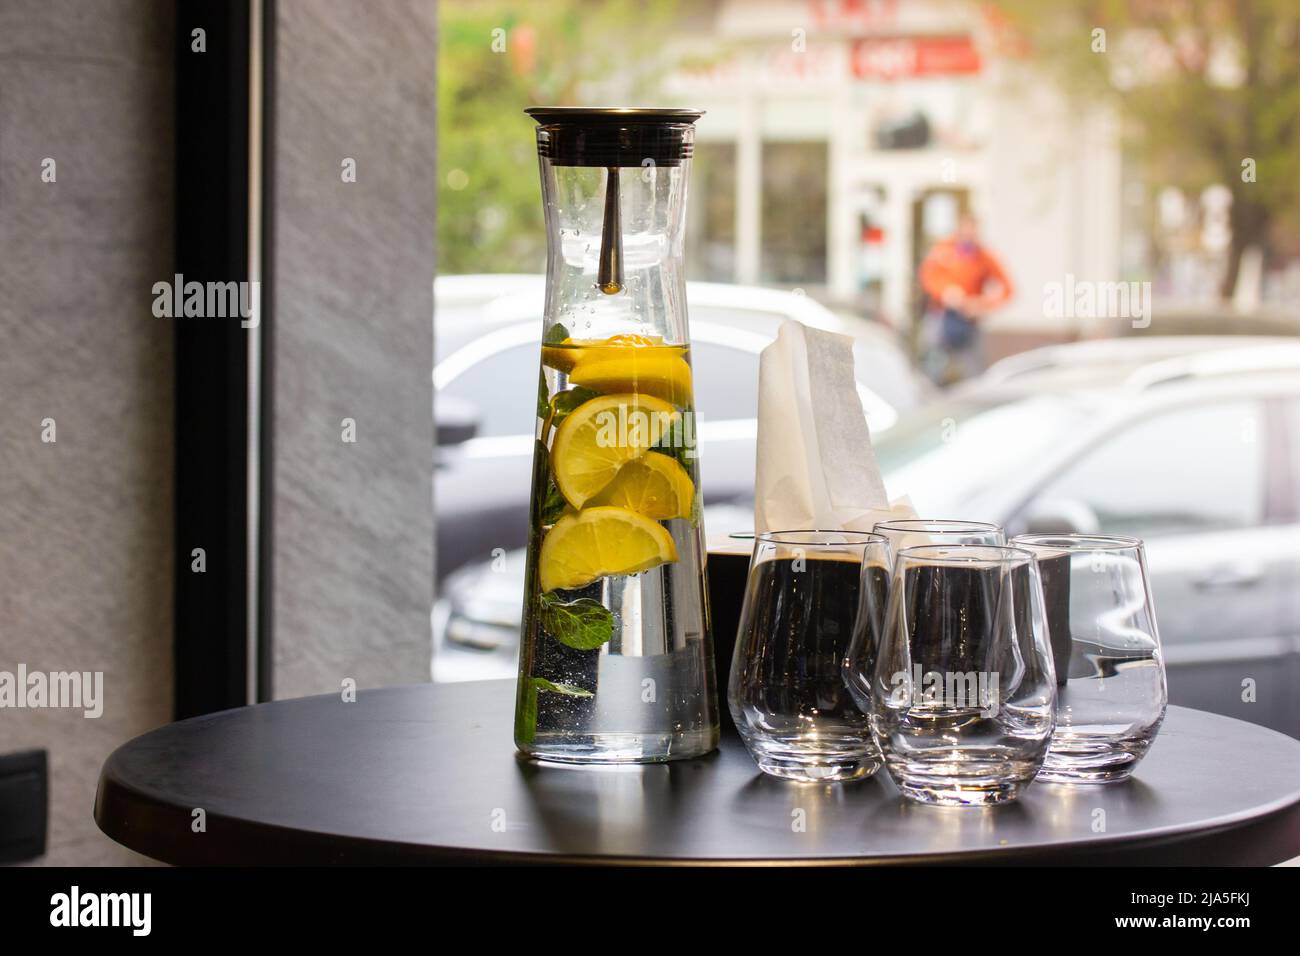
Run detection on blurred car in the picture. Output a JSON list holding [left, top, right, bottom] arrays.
[[433, 276, 924, 582], [434, 335, 1300, 738], [1113, 306, 1300, 338]]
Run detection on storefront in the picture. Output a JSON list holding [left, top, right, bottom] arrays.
[[667, 0, 1122, 339]]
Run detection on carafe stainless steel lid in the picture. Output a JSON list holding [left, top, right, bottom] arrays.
[[526, 107, 703, 167], [525, 107, 703, 123]]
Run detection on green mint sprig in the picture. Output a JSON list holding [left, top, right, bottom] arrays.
[[538, 591, 614, 650]]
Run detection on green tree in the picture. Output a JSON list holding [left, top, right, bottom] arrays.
[[992, 0, 1300, 299], [438, 0, 685, 275]]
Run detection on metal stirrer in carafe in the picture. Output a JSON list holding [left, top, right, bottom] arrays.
[[597, 167, 623, 295]]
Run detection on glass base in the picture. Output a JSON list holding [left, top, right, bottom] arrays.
[[738, 731, 880, 783], [898, 780, 1028, 806], [517, 726, 718, 765], [885, 753, 1041, 806], [1037, 737, 1152, 784], [753, 749, 880, 784]]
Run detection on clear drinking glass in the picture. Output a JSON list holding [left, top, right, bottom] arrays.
[[874, 519, 1005, 559], [1012, 534, 1167, 783], [514, 108, 718, 763], [870, 545, 1057, 805], [729, 531, 891, 782]]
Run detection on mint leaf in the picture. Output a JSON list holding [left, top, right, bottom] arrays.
[[539, 592, 614, 650], [539, 480, 568, 525], [651, 405, 699, 469], [536, 368, 549, 420], [534, 678, 593, 698], [515, 679, 539, 745], [515, 675, 592, 746], [529, 441, 553, 524], [530, 441, 572, 525], [543, 322, 570, 345], [549, 386, 599, 427]]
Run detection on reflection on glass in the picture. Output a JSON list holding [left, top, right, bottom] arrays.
[[1012, 533, 1167, 784]]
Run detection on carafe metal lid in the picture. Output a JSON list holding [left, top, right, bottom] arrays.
[[526, 107, 703, 167], [526, 107, 703, 124]]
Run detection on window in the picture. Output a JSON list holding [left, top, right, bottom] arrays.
[[439, 343, 537, 437], [687, 142, 737, 283], [1024, 401, 1266, 537], [760, 142, 828, 284]]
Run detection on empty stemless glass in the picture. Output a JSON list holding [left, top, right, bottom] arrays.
[[871, 545, 1056, 805], [874, 519, 1005, 560], [1012, 534, 1167, 784], [729, 531, 890, 782]]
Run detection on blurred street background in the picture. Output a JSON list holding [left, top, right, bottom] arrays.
[[439, 0, 1300, 349], [433, 0, 1300, 738]]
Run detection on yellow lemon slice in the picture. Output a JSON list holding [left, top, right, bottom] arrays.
[[589, 451, 694, 521], [541, 341, 581, 373], [539, 506, 678, 592], [551, 393, 678, 508], [541, 333, 667, 374], [568, 348, 694, 406]]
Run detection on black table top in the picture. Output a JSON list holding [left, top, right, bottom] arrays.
[[95, 680, 1300, 865]]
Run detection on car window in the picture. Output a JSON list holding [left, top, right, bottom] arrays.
[[875, 395, 1092, 516], [689, 342, 760, 421], [1026, 400, 1266, 537], [439, 343, 537, 437]]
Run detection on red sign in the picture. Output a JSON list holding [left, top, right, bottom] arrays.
[[808, 0, 900, 30], [850, 36, 982, 80]]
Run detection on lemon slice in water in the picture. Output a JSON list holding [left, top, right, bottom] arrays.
[[589, 451, 694, 521], [550, 393, 677, 508], [568, 348, 693, 406], [538, 506, 678, 592]]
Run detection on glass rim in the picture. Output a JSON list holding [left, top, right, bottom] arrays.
[[896, 543, 1035, 566], [1012, 533, 1143, 553], [756, 529, 889, 548], [874, 518, 1003, 534]]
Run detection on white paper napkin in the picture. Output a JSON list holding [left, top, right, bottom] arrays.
[[754, 321, 915, 533]]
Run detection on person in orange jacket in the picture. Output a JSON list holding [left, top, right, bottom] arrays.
[[918, 211, 1014, 384]]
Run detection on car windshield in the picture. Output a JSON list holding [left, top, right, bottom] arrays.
[[874, 394, 1093, 515]]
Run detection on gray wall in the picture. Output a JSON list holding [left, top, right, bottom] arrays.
[[271, 0, 436, 698], [0, 0, 436, 865], [0, 0, 174, 865]]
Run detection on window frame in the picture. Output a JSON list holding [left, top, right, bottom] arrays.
[[173, 0, 276, 717]]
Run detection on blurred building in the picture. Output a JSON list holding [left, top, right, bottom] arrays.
[[664, 0, 1122, 349]]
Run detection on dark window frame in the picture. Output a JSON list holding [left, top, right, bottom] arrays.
[[173, 0, 276, 718]]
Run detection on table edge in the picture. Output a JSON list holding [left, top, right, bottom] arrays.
[[93, 688, 1300, 866]]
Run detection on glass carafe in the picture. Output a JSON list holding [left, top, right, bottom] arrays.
[[513, 108, 718, 763]]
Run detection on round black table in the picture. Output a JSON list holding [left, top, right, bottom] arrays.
[[95, 681, 1300, 865]]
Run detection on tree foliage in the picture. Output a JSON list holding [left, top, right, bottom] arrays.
[[991, 0, 1300, 297], [438, 0, 684, 275]]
